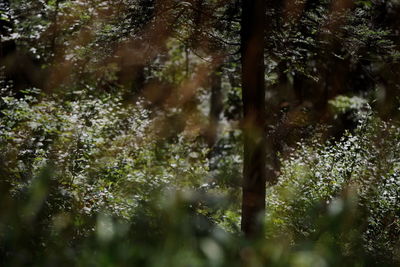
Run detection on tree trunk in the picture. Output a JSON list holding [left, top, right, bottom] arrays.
[[206, 64, 223, 149], [240, 0, 267, 237]]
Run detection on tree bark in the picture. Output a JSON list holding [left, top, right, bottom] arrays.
[[206, 64, 223, 149], [240, 0, 267, 237]]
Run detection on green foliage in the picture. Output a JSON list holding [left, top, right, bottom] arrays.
[[0, 87, 212, 217], [266, 109, 400, 264], [1, 0, 400, 266]]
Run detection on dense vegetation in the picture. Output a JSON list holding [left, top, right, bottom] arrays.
[[1, 0, 399, 266]]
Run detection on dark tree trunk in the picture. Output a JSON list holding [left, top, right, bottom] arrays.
[[240, 0, 267, 237]]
